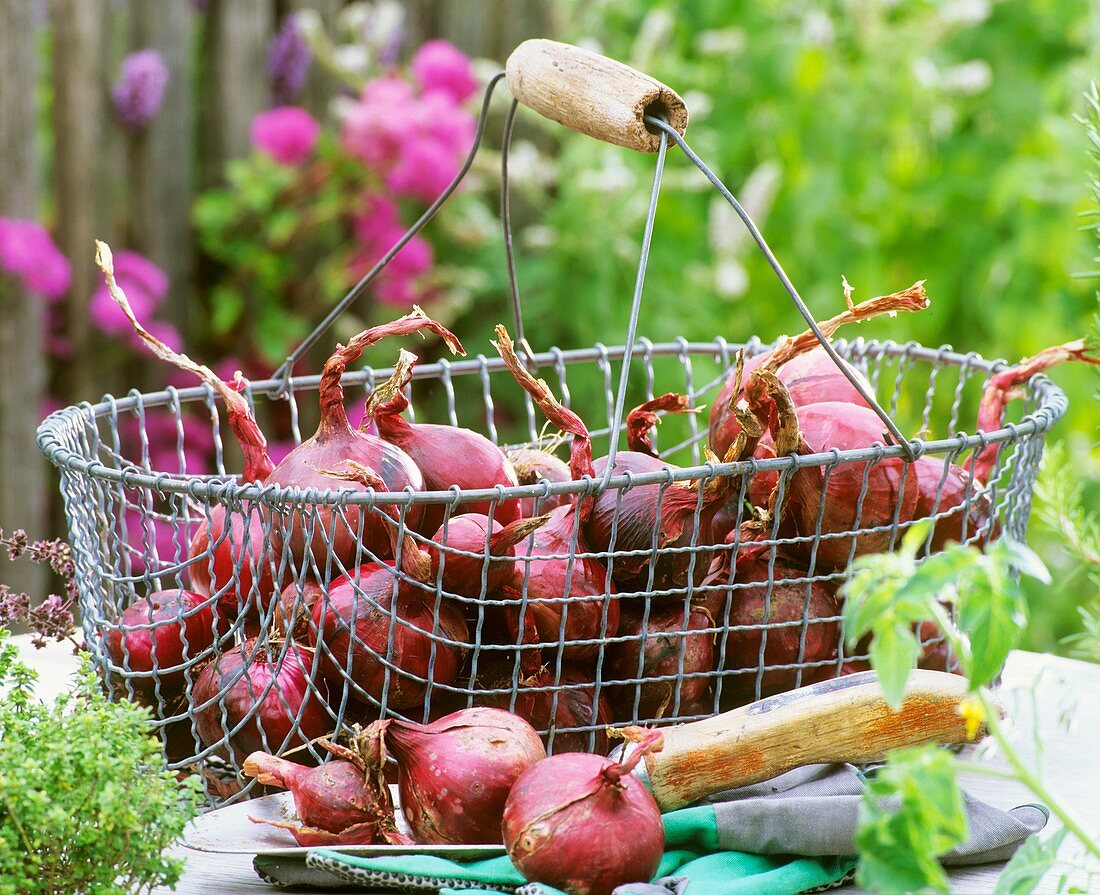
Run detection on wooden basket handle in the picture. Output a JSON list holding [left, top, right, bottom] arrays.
[[505, 39, 689, 152]]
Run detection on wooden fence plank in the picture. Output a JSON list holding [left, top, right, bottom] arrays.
[[286, 0, 342, 122], [51, 0, 111, 403], [201, 0, 275, 187], [0, 0, 47, 598], [130, 0, 198, 340]]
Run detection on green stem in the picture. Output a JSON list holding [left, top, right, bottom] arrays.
[[979, 690, 1100, 863]]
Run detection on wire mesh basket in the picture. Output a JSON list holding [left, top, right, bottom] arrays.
[[37, 41, 1067, 807]]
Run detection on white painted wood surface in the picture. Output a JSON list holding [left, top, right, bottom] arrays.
[[16, 642, 1100, 894]]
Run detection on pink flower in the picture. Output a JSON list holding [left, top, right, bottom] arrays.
[[349, 194, 434, 307], [340, 78, 417, 170], [0, 217, 71, 300], [411, 40, 478, 104], [385, 135, 461, 203], [250, 106, 320, 165], [112, 49, 170, 132]]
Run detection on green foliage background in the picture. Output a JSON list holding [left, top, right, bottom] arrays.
[[494, 0, 1099, 651]]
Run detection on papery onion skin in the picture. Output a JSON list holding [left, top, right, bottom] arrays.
[[911, 457, 996, 553], [192, 640, 332, 763], [104, 589, 228, 696], [377, 707, 546, 845], [510, 447, 573, 517], [502, 730, 665, 895]]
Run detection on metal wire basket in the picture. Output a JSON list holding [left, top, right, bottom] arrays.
[[37, 41, 1066, 807]]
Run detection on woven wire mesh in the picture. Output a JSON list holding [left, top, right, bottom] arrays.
[[38, 335, 1064, 806]]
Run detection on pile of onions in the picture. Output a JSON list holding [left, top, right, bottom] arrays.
[[372, 349, 522, 532], [104, 589, 228, 695], [97, 244, 282, 617], [265, 308, 463, 570], [308, 461, 469, 709], [192, 639, 331, 763], [708, 282, 929, 458], [606, 602, 715, 720], [361, 707, 545, 844], [503, 729, 665, 895], [493, 327, 619, 661], [242, 738, 408, 846], [585, 394, 763, 596]]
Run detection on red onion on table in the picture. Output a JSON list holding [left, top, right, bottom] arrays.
[[371, 349, 522, 533], [265, 308, 464, 570], [308, 461, 469, 710], [502, 728, 665, 895], [241, 737, 409, 846], [103, 589, 228, 696], [493, 327, 619, 661], [192, 639, 332, 763], [708, 282, 929, 459], [360, 707, 546, 845], [585, 394, 763, 596], [606, 601, 715, 720], [96, 243, 282, 617]]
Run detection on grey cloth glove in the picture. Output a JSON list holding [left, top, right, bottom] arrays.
[[705, 763, 1047, 866]]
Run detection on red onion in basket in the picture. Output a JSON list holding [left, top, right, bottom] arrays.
[[308, 462, 469, 709], [265, 309, 464, 569], [192, 639, 332, 763], [494, 327, 618, 661], [364, 707, 546, 844], [708, 282, 929, 458], [710, 547, 840, 705], [95, 243, 283, 617], [607, 602, 716, 720], [509, 445, 573, 517], [244, 578, 324, 641], [104, 589, 228, 696], [483, 605, 614, 754], [372, 349, 522, 532], [503, 728, 665, 895], [430, 513, 548, 597]]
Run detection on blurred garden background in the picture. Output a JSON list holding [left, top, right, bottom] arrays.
[[1, 0, 1097, 654]]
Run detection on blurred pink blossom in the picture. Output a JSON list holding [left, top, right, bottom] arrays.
[[349, 194, 433, 307], [0, 217, 71, 299], [340, 77, 417, 170], [250, 106, 320, 165], [89, 250, 169, 340], [411, 40, 478, 104], [385, 136, 461, 203], [112, 49, 170, 132]]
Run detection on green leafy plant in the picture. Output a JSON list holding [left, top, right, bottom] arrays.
[[0, 632, 202, 895], [842, 526, 1100, 892]]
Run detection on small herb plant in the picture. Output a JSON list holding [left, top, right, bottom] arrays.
[[843, 525, 1100, 893]]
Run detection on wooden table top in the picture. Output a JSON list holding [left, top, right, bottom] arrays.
[[16, 639, 1100, 894]]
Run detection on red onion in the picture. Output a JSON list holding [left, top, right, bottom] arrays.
[[96, 247, 284, 616], [972, 339, 1099, 484], [708, 283, 929, 458], [713, 549, 840, 704], [244, 578, 324, 641], [483, 607, 614, 754], [585, 394, 759, 597], [265, 309, 464, 569], [624, 392, 695, 457], [104, 589, 227, 696], [241, 737, 405, 845], [607, 602, 715, 720], [503, 729, 665, 895], [308, 468, 469, 709], [916, 620, 957, 672], [494, 327, 619, 661], [372, 349, 522, 532], [430, 513, 548, 598], [192, 640, 332, 763], [911, 457, 997, 552], [509, 446, 573, 517], [366, 707, 546, 844]]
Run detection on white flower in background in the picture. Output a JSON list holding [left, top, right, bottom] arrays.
[[577, 37, 604, 55], [523, 225, 556, 250], [633, 8, 675, 67], [708, 160, 782, 257], [802, 10, 835, 47], [577, 153, 637, 193], [682, 91, 713, 122], [695, 28, 747, 57], [941, 60, 992, 94], [506, 141, 558, 190], [939, 0, 993, 27], [333, 44, 371, 80], [714, 259, 749, 298], [913, 57, 940, 89]]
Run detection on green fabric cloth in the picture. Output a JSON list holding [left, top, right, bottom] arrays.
[[309, 803, 858, 895]]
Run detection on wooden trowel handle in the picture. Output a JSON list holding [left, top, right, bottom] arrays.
[[643, 670, 993, 811]]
